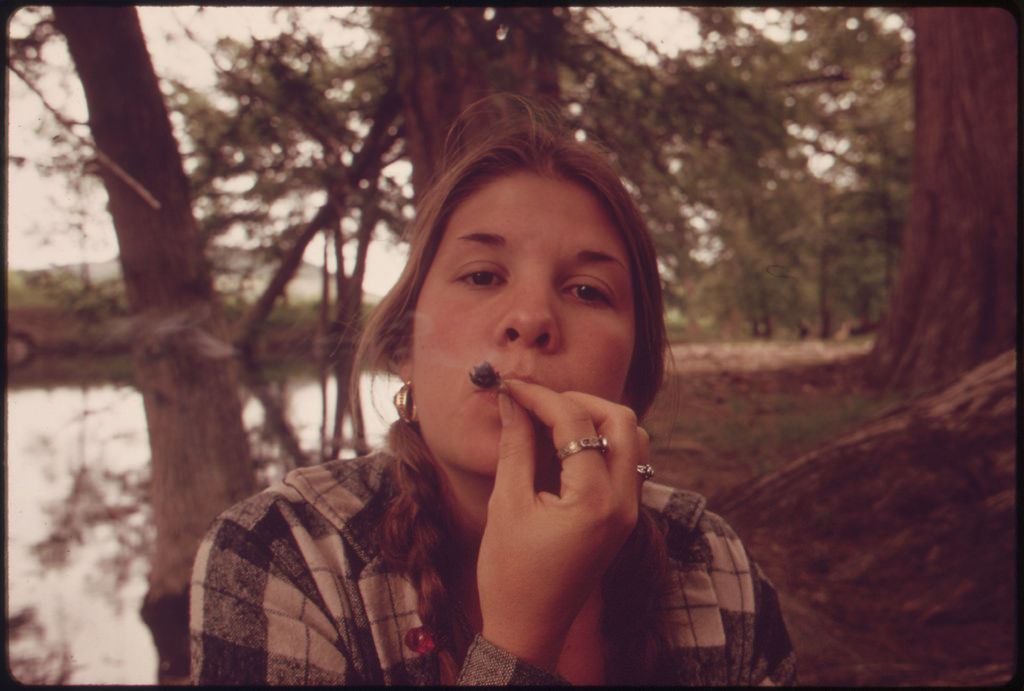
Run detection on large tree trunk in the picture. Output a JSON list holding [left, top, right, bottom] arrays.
[[53, 7, 256, 683], [382, 7, 565, 194], [866, 8, 1016, 389], [385, 8, 496, 195], [716, 349, 1016, 685]]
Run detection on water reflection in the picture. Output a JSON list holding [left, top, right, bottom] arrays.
[[6, 368, 399, 684]]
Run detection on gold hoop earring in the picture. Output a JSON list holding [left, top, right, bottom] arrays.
[[393, 381, 417, 423]]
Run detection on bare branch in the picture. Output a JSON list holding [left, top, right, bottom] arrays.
[[776, 71, 850, 89], [8, 60, 162, 210], [589, 7, 676, 65], [235, 202, 337, 355]]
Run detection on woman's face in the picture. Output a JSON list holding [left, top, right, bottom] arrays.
[[403, 172, 636, 483]]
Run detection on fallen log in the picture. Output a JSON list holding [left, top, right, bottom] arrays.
[[715, 349, 1017, 686]]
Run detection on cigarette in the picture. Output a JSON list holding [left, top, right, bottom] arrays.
[[469, 361, 501, 389]]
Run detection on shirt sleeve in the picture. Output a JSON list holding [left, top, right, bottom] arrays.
[[747, 560, 797, 686], [669, 503, 797, 686], [189, 504, 359, 685], [457, 634, 570, 686]]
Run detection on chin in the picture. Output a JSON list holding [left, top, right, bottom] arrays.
[[454, 443, 501, 479], [420, 427, 500, 479]]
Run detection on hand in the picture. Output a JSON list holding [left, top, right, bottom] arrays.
[[476, 379, 650, 670]]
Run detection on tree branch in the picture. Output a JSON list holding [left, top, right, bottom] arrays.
[[8, 60, 162, 210], [235, 201, 337, 356], [234, 87, 401, 357], [775, 70, 850, 89]]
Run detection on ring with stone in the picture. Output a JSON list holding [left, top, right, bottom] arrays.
[[556, 435, 609, 461], [636, 464, 655, 481]]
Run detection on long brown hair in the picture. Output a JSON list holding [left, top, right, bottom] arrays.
[[355, 95, 670, 683]]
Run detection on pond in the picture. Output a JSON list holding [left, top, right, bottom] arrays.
[[6, 365, 401, 684]]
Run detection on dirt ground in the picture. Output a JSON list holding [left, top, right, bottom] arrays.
[[647, 339, 877, 499], [652, 341, 1018, 687], [668, 339, 873, 374]]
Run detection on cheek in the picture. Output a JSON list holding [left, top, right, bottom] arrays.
[[409, 307, 479, 414], [572, 321, 635, 402], [604, 336, 636, 401], [412, 308, 441, 353], [573, 309, 634, 389], [411, 308, 466, 373], [408, 307, 503, 471]]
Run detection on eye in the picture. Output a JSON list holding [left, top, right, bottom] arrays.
[[570, 283, 610, 305], [462, 270, 503, 287]]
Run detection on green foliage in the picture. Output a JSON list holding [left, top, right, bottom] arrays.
[[9, 267, 128, 318], [548, 7, 912, 338], [163, 9, 405, 309], [14, 7, 912, 343]]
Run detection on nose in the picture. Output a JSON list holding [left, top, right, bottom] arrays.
[[498, 288, 560, 351]]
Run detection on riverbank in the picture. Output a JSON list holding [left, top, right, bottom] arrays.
[[6, 303, 329, 370], [10, 336, 889, 500]]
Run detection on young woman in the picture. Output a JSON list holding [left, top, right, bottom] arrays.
[[190, 98, 796, 685]]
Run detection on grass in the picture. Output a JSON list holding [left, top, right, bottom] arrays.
[[646, 363, 909, 486], [711, 390, 904, 475]]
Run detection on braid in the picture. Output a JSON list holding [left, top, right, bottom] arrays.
[[378, 421, 462, 683]]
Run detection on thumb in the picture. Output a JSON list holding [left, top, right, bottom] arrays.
[[493, 387, 537, 501]]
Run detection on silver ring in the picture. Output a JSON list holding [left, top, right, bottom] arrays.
[[557, 435, 609, 461], [636, 464, 655, 481]]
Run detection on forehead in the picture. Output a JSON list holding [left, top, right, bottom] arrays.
[[441, 172, 627, 257]]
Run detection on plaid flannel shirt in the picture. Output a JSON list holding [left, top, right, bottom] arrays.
[[190, 453, 796, 685]]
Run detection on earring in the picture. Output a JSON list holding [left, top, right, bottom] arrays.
[[393, 381, 417, 423]]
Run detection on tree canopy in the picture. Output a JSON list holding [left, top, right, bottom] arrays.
[[10, 6, 914, 344]]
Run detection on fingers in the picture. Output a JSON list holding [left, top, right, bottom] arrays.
[[502, 380, 650, 500], [561, 391, 647, 499], [501, 380, 598, 449], [492, 388, 539, 505], [562, 390, 648, 496], [501, 380, 605, 492]]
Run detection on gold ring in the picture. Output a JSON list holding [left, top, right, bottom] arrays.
[[557, 435, 609, 461]]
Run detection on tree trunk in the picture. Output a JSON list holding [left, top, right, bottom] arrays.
[[383, 7, 565, 194], [386, 8, 494, 195], [866, 8, 1016, 389], [53, 7, 256, 683], [818, 245, 832, 339], [717, 349, 1016, 685], [328, 196, 379, 458]]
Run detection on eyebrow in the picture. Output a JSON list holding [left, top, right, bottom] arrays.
[[456, 232, 627, 270], [577, 249, 627, 271], [456, 232, 506, 247]]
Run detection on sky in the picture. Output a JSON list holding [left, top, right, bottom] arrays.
[[6, 7, 705, 298], [6, 7, 412, 294], [7, 7, 911, 283]]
